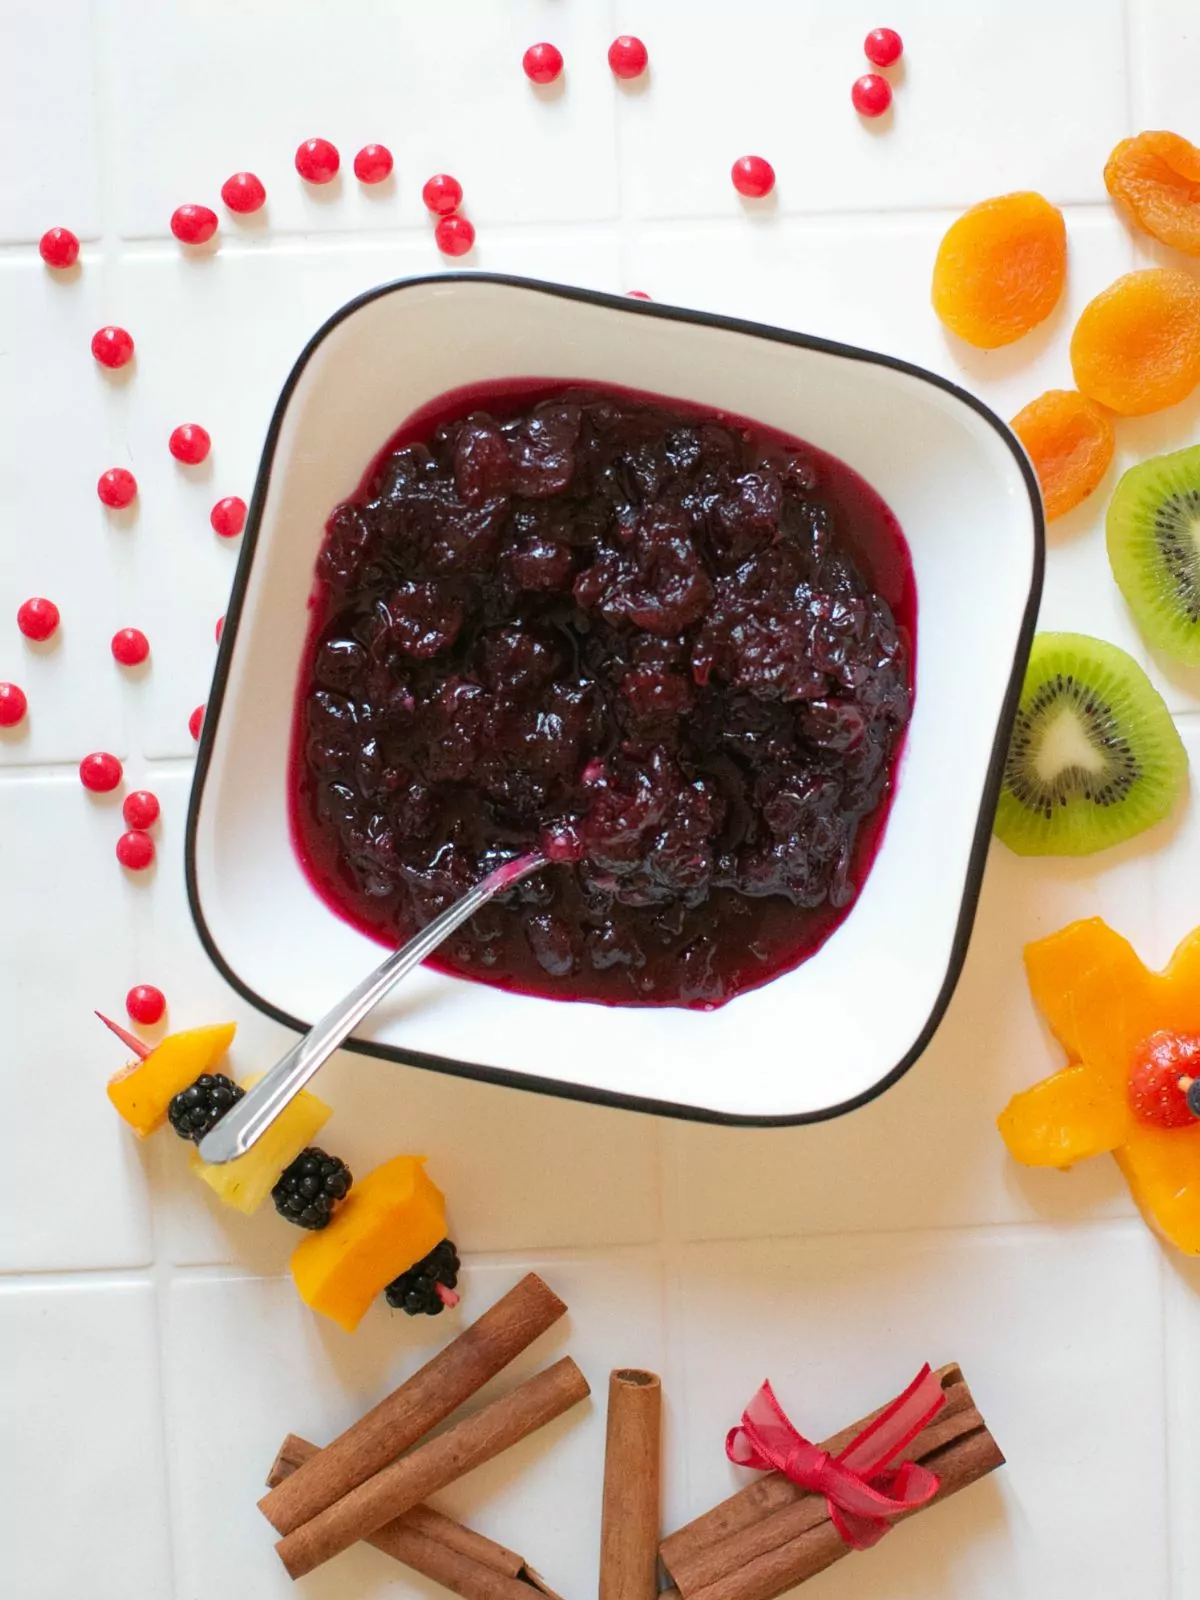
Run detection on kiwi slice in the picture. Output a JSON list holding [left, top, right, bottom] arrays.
[[994, 631, 1186, 856], [1107, 443, 1200, 664]]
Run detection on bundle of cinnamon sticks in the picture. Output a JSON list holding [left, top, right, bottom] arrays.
[[258, 1272, 586, 1594]]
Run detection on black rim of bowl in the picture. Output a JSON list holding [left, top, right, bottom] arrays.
[[184, 271, 1046, 1127]]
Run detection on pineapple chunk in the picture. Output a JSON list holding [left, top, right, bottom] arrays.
[[292, 1156, 446, 1332], [107, 1023, 237, 1136], [192, 1076, 331, 1215]]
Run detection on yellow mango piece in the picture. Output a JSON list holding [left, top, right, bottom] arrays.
[[292, 1156, 446, 1333], [192, 1076, 331, 1215], [998, 1063, 1130, 1167], [1116, 1125, 1200, 1253], [1024, 919, 1154, 1086], [106, 1023, 237, 1136]]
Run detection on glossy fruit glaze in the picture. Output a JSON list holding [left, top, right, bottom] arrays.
[[290, 379, 915, 1010]]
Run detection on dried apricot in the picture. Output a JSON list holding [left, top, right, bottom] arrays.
[[1070, 268, 1200, 416], [1105, 131, 1200, 257], [931, 192, 1067, 348], [1010, 389, 1115, 520]]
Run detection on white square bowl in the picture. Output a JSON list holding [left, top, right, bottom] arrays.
[[186, 274, 1042, 1124]]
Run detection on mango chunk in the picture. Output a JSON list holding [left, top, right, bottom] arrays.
[[1116, 1126, 1200, 1254], [192, 1076, 331, 1215], [292, 1156, 446, 1332], [107, 1023, 236, 1136], [998, 1063, 1130, 1167]]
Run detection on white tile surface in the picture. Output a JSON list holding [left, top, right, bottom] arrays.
[[0, 1280, 171, 1599], [3, 1, 1200, 1594], [0, 0, 102, 243]]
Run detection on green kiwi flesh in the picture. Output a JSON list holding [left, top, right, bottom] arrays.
[[994, 632, 1186, 856], [1107, 442, 1200, 665]]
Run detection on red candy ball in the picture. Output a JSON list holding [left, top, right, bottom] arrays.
[[852, 73, 893, 117], [864, 27, 903, 67], [731, 155, 776, 199], [422, 173, 463, 216], [126, 984, 166, 1025], [170, 204, 219, 245], [91, 325, 134, 369], [169, 423, 211, 464], [221, 171, 267, 214], [626, 290, 651, 299], [117, 830, 155, 871], [1129, 1031, 1200, 1128], [80, 751, 123, 792], [17, 597, 60, 642], [123, 789, 160, 829], [188, 704, 205, 741], [97, 468, 138, 509], [0, 683, 27, 727], [210, 495, 246, 538], [40, 227, 80, 269], [295, 138, 340, 184], [435, 215, 475, 256], [215, 614, 225, 644], [523, 42, 564, 84], [111, 627, 150, 666], [354, 143, 394, 183], [608, 34, 648, 79]]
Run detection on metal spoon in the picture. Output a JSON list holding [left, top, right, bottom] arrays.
[[197, 851, 548, 1165]]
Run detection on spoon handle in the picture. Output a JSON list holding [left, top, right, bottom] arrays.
[[197, 852, 547, 1165]]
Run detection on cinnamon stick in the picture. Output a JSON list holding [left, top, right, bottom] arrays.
[[277, 1356, 591, 1580], [268, 1434, 563, 1600], [599, 1370, 662, 1600], [660, 1364, 1003, 1600], [260, 1272, 566, 1536]]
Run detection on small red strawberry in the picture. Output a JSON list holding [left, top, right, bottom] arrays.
[[1128, 1031, 1200, 1128]]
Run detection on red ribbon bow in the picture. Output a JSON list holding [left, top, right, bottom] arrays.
[[725, 1365, 946, 1551]]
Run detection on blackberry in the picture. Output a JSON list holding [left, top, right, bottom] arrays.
[[167, 1073, 244, 1142], [384, 1238, 461, 1316], [271, 1148, 353, 1230]]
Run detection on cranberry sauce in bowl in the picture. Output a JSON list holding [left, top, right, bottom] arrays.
[[290, 381, 914, 1010]]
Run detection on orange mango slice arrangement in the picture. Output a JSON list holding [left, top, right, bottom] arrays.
[[999, 918, 1200, 1253]]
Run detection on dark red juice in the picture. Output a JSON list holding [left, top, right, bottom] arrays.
[[289, 380, 915, 1010]]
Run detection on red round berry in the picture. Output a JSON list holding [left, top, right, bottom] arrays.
[[169, 423, 211, 465], [1129, 1031, 1200, 1128], [188, 704, 205, 741], [17, 597, 60, 642], [731, 155, 776, 199], [80, 751, 123, 792], [852, 73, 893, 117], [864, 27, 903, 68], [626, 290, 652, 299], [170, 204, 219, 245], [40, 226, 80, 269], [353, 143, 393, 183], [97, 468, 138, 509], [221, 171, 267, 214], [126, 984, 166, 1025], [210, 495, 246, 538], [435, 215, 475, 257], [111, 627, 150, 666], [608, 34, 648, 79], [91, 325, 134, 369], [295, 138, 340, 184], [123, 789, 160, 829], [422, 173, 463, 216], [523, 42, 564, 84], [117, 830, 155, 871], [215, 614, 225, 644], [0, 683, 27, 727]]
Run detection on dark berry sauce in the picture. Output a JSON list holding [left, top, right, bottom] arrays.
[[290, 380, 915, 1010]]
